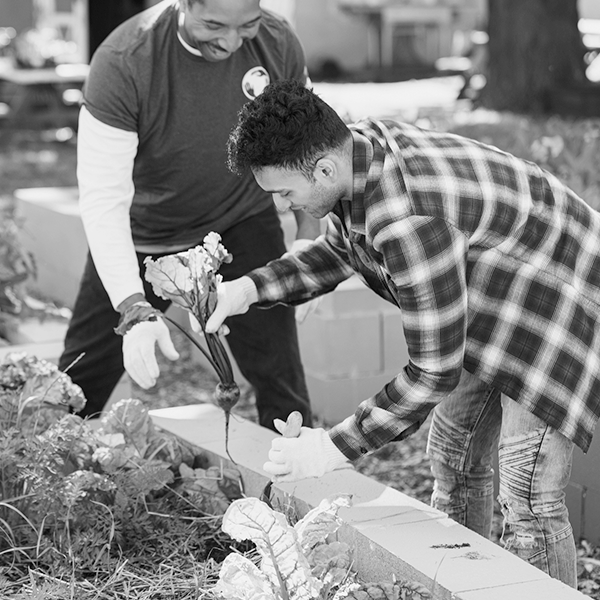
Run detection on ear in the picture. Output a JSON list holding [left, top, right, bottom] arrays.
[[313, 157, 338, 185]]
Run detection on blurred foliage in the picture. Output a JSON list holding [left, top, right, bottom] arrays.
[[447, 111, 600, 211]]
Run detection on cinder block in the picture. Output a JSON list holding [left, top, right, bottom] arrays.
[[6, 317, 69, 345], [151, 404, 590, 600], [303, 370, 398, 424], [566, 482, 584, 541], [580, 486, 600, 544], [382, 312, 409, 372], [316, 275, 398, 317], [571, 431, 600, 493], [14, 187, 87, 308], [298, 311, 382, 376]]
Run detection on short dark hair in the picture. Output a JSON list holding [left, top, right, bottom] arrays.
[[227, 79, 350, 178]]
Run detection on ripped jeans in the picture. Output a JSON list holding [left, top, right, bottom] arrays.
[[426, 369, 577, 587]]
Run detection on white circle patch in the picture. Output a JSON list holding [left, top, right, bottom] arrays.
[[242, 66, 270, 100]]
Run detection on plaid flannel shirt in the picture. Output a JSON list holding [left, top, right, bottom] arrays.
[[248, 118, 600, 460]]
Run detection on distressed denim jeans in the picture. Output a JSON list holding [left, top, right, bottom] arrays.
[[426, 369, 577, 587]]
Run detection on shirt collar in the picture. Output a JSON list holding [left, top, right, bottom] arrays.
[[177, 10, 203, 56], [334, 125, 385, 236]]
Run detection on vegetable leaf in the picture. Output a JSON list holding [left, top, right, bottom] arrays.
[[221, 497, 322, 600]]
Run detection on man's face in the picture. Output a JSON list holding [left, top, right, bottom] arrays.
[[180, 0, 262, 62], [254, 166, 340, 219]]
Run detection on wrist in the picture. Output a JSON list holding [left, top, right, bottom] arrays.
[[320, 430, 349, 471], [115, 301, 159, 336], [238, 276, 258, 305], [117, 293, 148, 314]]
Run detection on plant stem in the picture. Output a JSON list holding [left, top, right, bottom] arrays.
[[162, 315, 222, 376]]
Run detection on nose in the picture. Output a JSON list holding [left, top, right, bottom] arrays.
[[220, 30, 243, 53], [273, 194, 291, 212]]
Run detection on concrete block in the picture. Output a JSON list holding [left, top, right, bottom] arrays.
[[303, 369, 397, 423], [580, 486, 600, 544], [571, 431, 600, 493], [382, 311, 409, 372], [298, 311, 382, 376], [150, 404, 590, 600], [14, 187, 87, 308], [316, 275, 398, 317], [456, 577, 585, 600], [566, 482, 584, 541], [6, 317, 69, 345]]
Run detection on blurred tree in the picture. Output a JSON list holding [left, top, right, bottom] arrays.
[[88, 0, 145, 59], [481, 0, 588, 114]]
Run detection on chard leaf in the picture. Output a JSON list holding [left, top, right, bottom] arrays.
[[222, 497, 322, 600], [214, 553, 275, 600], [295, 495, 352, 553], [308, 540, 352, 582]]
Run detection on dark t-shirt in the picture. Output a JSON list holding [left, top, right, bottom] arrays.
[[83, 0, 307, 247]]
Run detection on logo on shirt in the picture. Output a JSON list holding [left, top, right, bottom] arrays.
[[242, 67, 270, 100]]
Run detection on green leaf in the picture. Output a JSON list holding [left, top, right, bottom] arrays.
[[214, 552, 276, 600], [221, 497, 322, 600], [294, 494, 352, 554]]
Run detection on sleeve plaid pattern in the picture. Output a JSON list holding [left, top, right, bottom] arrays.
[[247, 217, 354, 307], [251, 117, 600, 459]]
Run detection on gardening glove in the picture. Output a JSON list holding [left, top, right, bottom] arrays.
[[263, 425, 349, 482], [205, 277, 258, 334], [123, 319, 179, 388], [285, 239, 323, 323]]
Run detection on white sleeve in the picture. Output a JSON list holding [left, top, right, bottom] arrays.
[[77, 105, 143, 309]]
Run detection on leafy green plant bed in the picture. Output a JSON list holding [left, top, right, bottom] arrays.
[[0, 352, 433, 600], [0, 352, 250, 599]]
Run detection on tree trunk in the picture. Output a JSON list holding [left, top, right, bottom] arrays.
[[480, 0, 587, 114], [88, 0, 146, 59]]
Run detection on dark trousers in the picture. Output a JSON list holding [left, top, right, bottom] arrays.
[[58, 205, 311, 430]]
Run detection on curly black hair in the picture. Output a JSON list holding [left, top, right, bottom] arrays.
[[227, 79, 350, 178]]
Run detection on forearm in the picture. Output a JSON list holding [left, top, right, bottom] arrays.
[[329, 362, 462, 461], [77, 106, 143, 310], [248, 237, 353, 306]]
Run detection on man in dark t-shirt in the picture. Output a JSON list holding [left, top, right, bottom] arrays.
[[59, 0, 317, 429]]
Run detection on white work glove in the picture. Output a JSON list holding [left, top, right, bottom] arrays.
[[205, 277, 258, 334], [263, 423, 349, 482], [123, 319, 179, 388], [285, 239, 323, 323]]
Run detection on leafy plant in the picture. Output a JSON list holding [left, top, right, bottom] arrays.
[[0, 202, 35, 341], [143, 232, 240, 462], [0, 352, 245, 594], [214, 496, 432, 600], [448, 112, 600, 211]]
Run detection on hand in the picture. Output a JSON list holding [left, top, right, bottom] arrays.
[[123, 319, 179, 388], [205, 277, 257, 334], [189, 312, 230, 336], [285, 239, 323, 323], [263, 426, 349, 482]]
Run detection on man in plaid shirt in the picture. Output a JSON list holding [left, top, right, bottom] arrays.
[[206, 80, 600, 585]]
